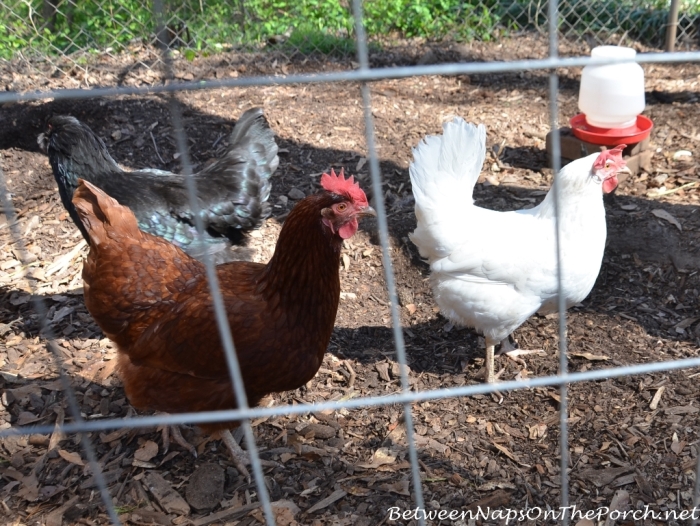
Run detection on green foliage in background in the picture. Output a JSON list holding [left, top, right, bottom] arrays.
[[0, 0, 154, 58], [0, 0, 505, 59], [363, 0, 501, 40], [0, 0, 698, 60]]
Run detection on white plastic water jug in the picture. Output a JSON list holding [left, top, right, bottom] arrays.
[[578, 46, 645, 129]]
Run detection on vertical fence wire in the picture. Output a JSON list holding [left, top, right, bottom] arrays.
[[0, 166, 122, 525], [547, 0, 572, 520], [350, 0, 427, 521], [150, 1, 276, 524]]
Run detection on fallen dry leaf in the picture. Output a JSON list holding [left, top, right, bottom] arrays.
[[579, 466, 633, 487], [45, 495, 80, 526], [305, 489, 347, 514], [48, 407, 65, 452], [251, 499, 300, 525], [604, 489, 630, 526], [674, 317, 700, 330], [528, 423, 547, 439], [671, 438, 686, 455], [466, 489, 511, 511], [280, 453, 296, 463], [271, 500, 300, 526], [569, 351, 609, 361], [343, 484, 372, 497], [134, 440, 159, 462], [57, 449, 84, 466], [143, 471, 190, 515], [356, 447, 397, 469], [378, 479, 411, 496], [651, 209, 682, 231], [492, 442, 519, 462]]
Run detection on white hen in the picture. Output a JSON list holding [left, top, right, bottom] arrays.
[[409, 118, 629, 382]]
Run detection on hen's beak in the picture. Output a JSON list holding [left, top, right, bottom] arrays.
[[617, 166, 632, 175], [358, 205, 377, 218]]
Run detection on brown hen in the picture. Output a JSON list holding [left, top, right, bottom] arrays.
[[72, 170, 374, 478]]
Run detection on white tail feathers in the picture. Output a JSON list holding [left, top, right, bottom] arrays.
[[410, 118, 485, 215], [409, 119, 486, 259]]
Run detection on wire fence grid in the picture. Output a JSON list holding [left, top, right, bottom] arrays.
[[1, 0, 700, 525], [1, 0, 700, 89]]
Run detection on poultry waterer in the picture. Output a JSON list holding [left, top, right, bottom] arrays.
[[572, 45, 653, 145], [546, 45, 653, 175]]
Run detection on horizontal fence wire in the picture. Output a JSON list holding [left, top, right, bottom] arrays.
[[3, 51, 700, 105], [1, 1, 700, 525], [3, 356, 700, 438]]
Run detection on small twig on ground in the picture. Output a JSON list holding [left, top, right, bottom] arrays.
[[150, 131, 166, 164], [649, 386, 665, 410], [418, 458, 433, 478], [343, 360, 356, 389]]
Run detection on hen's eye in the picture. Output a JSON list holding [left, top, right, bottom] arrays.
[[605, 161, 612, 169], [336, 203, 347, 212]]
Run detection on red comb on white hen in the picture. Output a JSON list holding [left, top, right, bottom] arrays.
[[409, 118, 630, 383], [593, 145, 628, 194]]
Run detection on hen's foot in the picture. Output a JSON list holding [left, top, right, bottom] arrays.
[[484, 337, 545, 376], [499, 337, 545, 363], [485, 339, 546, 383], [219, 429, 251, 482], [496, 336, 520, 355], [161, 423, 197, 458]]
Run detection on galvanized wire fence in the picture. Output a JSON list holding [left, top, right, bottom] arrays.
[[1, 0, 700, 525]]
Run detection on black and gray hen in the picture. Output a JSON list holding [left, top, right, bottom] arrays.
[[41, 108, 279, 263]]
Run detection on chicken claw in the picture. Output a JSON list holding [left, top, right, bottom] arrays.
[[219, 429, 251, 482], [161, 423, 197, 458]]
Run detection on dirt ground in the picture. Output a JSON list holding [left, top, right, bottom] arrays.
[[1, 34, 700, 525]]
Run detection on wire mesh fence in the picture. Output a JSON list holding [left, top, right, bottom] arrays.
[[1, 0, 700, 524]]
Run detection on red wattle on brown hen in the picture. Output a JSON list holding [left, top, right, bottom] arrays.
[[72, 169, 375, 478]]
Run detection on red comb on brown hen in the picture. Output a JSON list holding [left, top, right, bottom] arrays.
[[72, 174, 375, 480], [321, 167, 369, 208]]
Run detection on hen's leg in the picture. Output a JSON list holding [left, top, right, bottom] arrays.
[[484, 338, 507, 383], [485, 342, 496, 383], [161, 423, 197, 457], [219, 429, 251, 482]]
